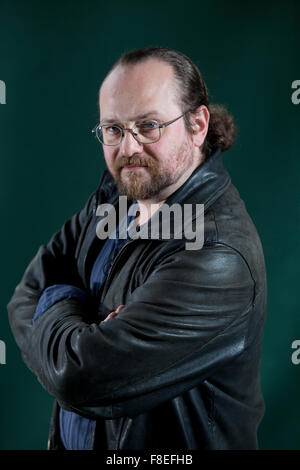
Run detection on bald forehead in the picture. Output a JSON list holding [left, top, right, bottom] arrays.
[[99, 59, 179, 121], [101, 59, 174, 92]]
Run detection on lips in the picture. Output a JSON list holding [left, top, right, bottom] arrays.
[[122, 165, 147, 171], [117, 159, 152, 174], [123, 165, 145, 170]]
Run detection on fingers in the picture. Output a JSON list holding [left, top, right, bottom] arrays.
[[102, 305, 125, 323], [115, 305, 125, 313]]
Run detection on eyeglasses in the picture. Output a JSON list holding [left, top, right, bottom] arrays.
[[92, 110, 191, 146]]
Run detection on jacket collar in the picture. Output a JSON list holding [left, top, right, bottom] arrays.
[[163, 147, 231, 208]]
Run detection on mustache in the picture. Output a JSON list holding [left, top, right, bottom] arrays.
[[115, 156, 156, 170]]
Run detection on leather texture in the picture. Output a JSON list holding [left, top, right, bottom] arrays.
[[7, 148, 267, 450]]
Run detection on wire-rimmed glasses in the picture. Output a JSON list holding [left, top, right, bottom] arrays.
[[92, 110, 191, 146]]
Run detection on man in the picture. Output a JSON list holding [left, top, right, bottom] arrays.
[[7, 47, 267, 450]]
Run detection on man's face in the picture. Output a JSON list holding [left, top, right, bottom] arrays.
[[99, 59, 200, 202]]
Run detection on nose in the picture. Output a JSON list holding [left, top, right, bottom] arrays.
[[119, 130, 143, 156]]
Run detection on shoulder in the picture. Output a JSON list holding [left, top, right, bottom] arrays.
[[154, 241, 254, 290], [203, 183, 266, 286]]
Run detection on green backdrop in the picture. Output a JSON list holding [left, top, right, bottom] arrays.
[[0, 0, 299, 450]]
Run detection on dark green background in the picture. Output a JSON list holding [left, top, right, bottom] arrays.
[[0, 0, 299, 450]]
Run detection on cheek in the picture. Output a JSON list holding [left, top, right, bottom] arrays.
[[160, 139, 182, 164], [146, 140, 180, 173], [149, 140, 175, 161]]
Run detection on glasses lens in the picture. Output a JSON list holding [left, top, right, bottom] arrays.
[[135, 123, 160, 143], [99, 125, 122, 145], [94, 123, 161, 145]]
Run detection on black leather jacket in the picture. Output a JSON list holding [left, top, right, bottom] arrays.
[[7, 148, 267, 450]]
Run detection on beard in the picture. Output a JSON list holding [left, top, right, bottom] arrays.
[[110, 139, 194, 201]]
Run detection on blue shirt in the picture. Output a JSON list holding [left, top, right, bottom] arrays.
[[33, 203, 138, 449]]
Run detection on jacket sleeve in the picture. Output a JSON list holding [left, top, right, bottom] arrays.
[[13, 242, 260, 420], [32, 285, 91, 323], [7, 186, 98, 353]]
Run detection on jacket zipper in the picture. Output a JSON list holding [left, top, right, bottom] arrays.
[[90, 237, 137, 449], [100, 238, 137, 302]]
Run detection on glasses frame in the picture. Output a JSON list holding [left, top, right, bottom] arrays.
[[92, 110, 192, 146]]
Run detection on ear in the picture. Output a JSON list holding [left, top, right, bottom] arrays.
[[190, 105, 210, 148]]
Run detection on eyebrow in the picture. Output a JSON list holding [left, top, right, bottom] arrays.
[[100, 111, 162, 124]]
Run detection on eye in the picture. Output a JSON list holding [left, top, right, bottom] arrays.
[[138, 121, 159, 130], [104, 125, 121, 134], [136, 121, 159, 136]]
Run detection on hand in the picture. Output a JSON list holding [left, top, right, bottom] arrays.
[[102, 304, 125, 323]]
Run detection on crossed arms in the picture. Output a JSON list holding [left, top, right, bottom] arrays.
[[7, 188, 254, 419]]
